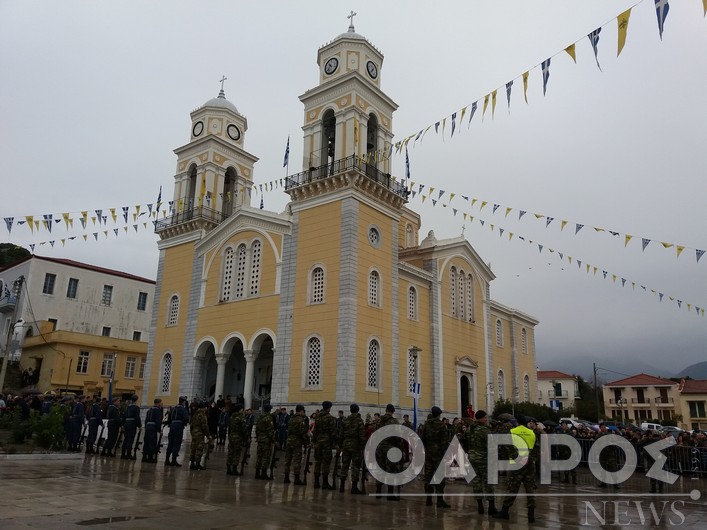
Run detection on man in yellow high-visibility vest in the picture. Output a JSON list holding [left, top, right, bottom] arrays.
[[493, 414, 538, 523]]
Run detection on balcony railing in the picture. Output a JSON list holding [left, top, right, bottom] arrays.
[[154, 205, 228, 233], [0, 295, 17, 314], [655, 396, 674, 406], [284, 154, 409, 200], [631, 398, 651, 406], [548, 389, 569, 398]]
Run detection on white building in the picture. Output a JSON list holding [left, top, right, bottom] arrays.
[[536, 370, 580, 412]]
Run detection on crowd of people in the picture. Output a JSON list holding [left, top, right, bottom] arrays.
[[2, 392, 706, 524]]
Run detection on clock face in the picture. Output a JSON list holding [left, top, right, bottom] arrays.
[[324, 57, 339, 75], [366, 61, 378, 79], [227, 124, 241, 141], [192, 121, 204, 137]]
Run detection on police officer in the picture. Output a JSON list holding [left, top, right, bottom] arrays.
[[255, 404, 276, 479], [142, 398, 163, 463], [494, 414, 538, 522], [339, 403, 366, 494], [165, 396, 189, 466], [465, 409, 497, 515], [283, 404, 308, 485], [121, 395, 142, 459], [226, 404, 247, 475], [421, 406, 450, 507], [85, 396, 103, 454], [101, 396, 121, 457], [313, 400, 336, 490], [189, 400, 212, 470]]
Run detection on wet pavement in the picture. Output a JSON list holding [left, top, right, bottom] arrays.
[[0, 443, 705, 529]]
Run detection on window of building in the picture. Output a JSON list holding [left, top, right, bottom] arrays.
[[161, 353, 172, 394], [497, 370, 505, 400], [167, 295, 179, 326], [408, 286, 417, 320], [42, 273, 56, 295], [521, 328, 528, 353], [407, 349, 418, 394], [466, 274, 474, 322], [368, 270, 380, 307], [311, 267, 325, 304], [249, 240, 261, 296], [102, 326, 111, 337], [368, 226, 381, 248], [66, 278, 79, 299], [495, 320, 503, 347], [524, 374, 530, 402], [48, 318, 58, 331], [125, 356, 136, 378], [367, 339, 380, 389], [450, 267, 457, 317], [221, 246, 234, 301], [101, 353, 115, 377], [689, 401, 706, 418], [139, 358, 146, 379], [77, 351, 90, 374], [235, 244, 247, 299], [305, 337, 322, 388], [132, 331, 142, 341], [137, 291, 148, 311], [101, 285, 113, 306]]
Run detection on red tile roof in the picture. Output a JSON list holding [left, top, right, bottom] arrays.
[[537, 370, 574, 380], [679, 379, 707, 394], [605, 373, 677, 387]]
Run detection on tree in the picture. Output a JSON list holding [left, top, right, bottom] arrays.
[[0, 244, 30, 269], [574, 376, 603, 422]]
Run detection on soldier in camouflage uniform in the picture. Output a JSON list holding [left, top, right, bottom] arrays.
[[493, 415, 538, 522], [373, 404, 403, 501], [421, 406, 451, 507], [465, 410, 497, 515], [255, 404, 276, 479], [339, 403, 366, 494], [189, 401, 212, 470], [283, 404, 308, 485], [313, 400, 336, 490], [226, 404, 247, 475]]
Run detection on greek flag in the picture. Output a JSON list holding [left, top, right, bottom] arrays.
[[655, 0, 670, 40], [283, 136, 290, 167], [405, 145, 411, 182], [541, 58, 551, 96], [588, 28, 602, 71]]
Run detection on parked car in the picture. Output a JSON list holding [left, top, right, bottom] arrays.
[[640, 422, 663, 432], [660, 425, 683, 438]]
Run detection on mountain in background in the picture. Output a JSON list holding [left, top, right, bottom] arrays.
[[675, 361, 707, 379], [538, 356, 707, 383]]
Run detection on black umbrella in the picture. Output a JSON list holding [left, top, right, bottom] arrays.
[[542, 419, 558, 427]]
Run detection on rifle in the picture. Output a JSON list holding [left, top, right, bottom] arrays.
[[303, 443, 312, 485], [78, 422, 88, 449], [115, 427, 124, 452], [239, 435, 251, 475], [201, 436, 214, 468], [96, 420, 106, 452], [132, 427, 142, 459], [268, 441, 279, 479]]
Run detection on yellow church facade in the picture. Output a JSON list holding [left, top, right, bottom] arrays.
[[142, 22, 538, 418]]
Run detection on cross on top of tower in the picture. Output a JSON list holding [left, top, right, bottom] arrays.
[[347, 10, 357, 32], [218, 75, 228, 98]]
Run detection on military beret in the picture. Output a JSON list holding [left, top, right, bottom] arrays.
[[385, 404, 395, 413], [475, 410, 487, 420], [295, 404, 305, 412], [431, 406, 442, 417], [264, 404, 273, 412], [350, 403, 359, 414], [322, 401, 332, 410]]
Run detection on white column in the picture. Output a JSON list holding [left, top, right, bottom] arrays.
[[243, 349, 258, 409], [214, 352, 231, 400]]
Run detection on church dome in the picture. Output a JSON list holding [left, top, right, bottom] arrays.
[[201, 89, 239, 114], [333, 28, 367, 42]]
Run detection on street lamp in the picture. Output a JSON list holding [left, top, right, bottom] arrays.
[[617, 398, 627, 421], [409, 346, 421, 429]]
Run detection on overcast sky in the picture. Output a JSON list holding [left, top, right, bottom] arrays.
[[1, 1, 705, 380]]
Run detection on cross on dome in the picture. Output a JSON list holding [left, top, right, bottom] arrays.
[[347, 10, 357, 32]]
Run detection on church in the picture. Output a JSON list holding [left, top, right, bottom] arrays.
[[142, 19, 538, 418]]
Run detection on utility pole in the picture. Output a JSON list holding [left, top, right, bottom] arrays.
[[593, 362, 600, 422]]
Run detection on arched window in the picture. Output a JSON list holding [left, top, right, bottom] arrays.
[[495, 319, 503, 347], [321, 109, 336, 167], [407, 349, 418, 394], [167, 295, 179, 326], [186, 164, 197, 211], [305, 337, 322, 388], [367, 339, 380, 389], [450, 266, 457, 317], [366, 113, 379, 171], [369, 270, 380, 307], [524, 374, 530, 402], [222, 167, 237, 216], [521, 328, 528, 354], [311, 267, 325, 304], [161, 352, 173, 394], [249, 240, 261, 296], [466, 274, 474, 322], [408, 286, 417, 320], [235, 244, 247, 299], [497, 370, 505, 400], [458, 270, 466, 321], [221, 247, 234, 301]]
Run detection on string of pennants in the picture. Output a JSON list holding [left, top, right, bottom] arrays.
[[406, 182, 705, 264], [410, 192, 705, 318], [334, 0, 704, 165], [21, 223, 155, 254]]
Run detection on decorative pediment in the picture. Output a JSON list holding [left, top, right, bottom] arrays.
[[455, 356, 478, 370]]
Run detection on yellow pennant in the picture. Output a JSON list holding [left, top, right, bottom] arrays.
[[508, 232, 513, 240], [83, 234, 87, 241], [676, 245, 685, 258], [62, 212, 71, 228], [110, 208, 117, 223], [704, 0, 707, 16], [522, 71, 529, 103], [460, 106, 467, 124], [449, 193, 455, 202], [421, 195, 427, 204], [482, 94, 490, 121], [661, 242, 673, 249], [612, 274, 617, 283], [505, 207, 512, 217], [617, 9, 632, 57], [480, 201, 488, 210], [25, 215, 34, 233], [625, 234, 633, 247], [565, 44, 577, 63], [491, 90, 497, 119], [560, 220, 568, 231]]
